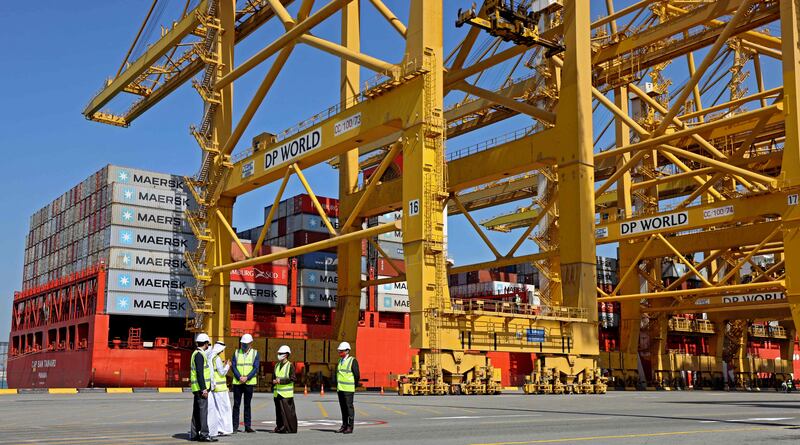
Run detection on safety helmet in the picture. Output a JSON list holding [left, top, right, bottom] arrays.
[[240, 333, 253, 344], [337, 341, 351, 351], [277, 345, 291, 354], [195, 333, 210, 343]]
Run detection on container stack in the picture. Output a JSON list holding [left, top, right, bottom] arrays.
[[229, 241, 289, 305], [448, 269, 537, 304], [599, 302, 621, 329], [376, 276, 410, 312], [514, 262, 540, 286], [596, 256, 619, 294], [238, 195, 370, 310], [258, 194, 340, 250], [597, 256, 620, 352], [366, 211, 404, 260], [23, 165, 200, 318]]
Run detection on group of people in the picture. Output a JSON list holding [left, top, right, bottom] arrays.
[[189, 333, 360, 442]]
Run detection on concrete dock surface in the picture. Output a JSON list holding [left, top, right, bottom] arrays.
[[0, 391, 798, 444]]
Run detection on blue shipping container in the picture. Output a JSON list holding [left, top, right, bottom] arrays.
[[296, 252, 338, 270]]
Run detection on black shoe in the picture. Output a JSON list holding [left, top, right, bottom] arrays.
[[245, 427, 256, 433], [232, 428, 240, 434], [198, 437, 218, 442], [343, 427, 353, 434], [336, 426, 347, 433]]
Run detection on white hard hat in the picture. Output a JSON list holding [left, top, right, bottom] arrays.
[[337, 341, 351, 351], [240, 333, 253, 344], [195, 333, 210, 343], [277, 345, 291, 354]]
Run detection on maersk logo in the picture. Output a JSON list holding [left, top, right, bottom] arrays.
[[120, 207, 135, 222], [134, 277, 186, 289], [117, 170, 130, 183], [115, 296, 130, 311], [136, 234, 187, 247], [121, 252, 133, 266], [306, 273, 317, 284], [121, 188, 135, 201], [134, 299, 186, 311], [135, 254, 187, 269], [382, 282, 407, 291], [309, 218, 319, 227], [232, 287, 279, 298], [119, 229, 134, 244], [383, 297, 392, 308], [309, 291, 317, 302], [117, 274, 131, 288]]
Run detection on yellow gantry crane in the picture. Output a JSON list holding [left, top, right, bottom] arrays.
[[83, 0, 800, 393], [479, 0, 799, 389]]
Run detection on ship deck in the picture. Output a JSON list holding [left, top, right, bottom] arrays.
[[0, 391, 798, 444]]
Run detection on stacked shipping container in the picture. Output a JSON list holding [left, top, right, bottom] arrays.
[[238, 195, 369, 310], [230, 242, 289, 305], [23, 165, 198, 318]]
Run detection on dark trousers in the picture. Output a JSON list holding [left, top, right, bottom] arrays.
[[190, 392, 209, 439], [232, 384, 254, 428], [274, 395, 298, 433], [337, 391, 355, 427]]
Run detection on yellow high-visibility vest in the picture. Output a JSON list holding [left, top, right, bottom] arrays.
[[190, 349, 211, 392], [233, 348, 258, 386], [337, 356, 355, 392], [274, 361, 293, 398]]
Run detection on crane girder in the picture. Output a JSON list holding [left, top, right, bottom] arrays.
[[83, 0, 294, 126], [83, 0, 800, 392]]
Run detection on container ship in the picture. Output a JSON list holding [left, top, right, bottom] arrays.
[[7, 165, 414, 389], [7, 165, 800, 389]]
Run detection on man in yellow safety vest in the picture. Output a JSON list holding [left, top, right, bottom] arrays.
[[190, 333, 217, 442], [272, 345, 298, 433], [335, 341, 360, 434], [232, 333, 259, 433]]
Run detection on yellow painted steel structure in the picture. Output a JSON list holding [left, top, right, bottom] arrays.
[[479, 0, 797, 389], [83, 0, 799, 393]]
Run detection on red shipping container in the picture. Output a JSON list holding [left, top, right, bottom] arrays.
[[231, 241, 288, 265], [292, 194, 339, 218], [278, 217, 288, 236], [476, 270, 492, 282], [377, 258, 406, 276], [230, 264, 289, 285], [288, 231, 333, 251]]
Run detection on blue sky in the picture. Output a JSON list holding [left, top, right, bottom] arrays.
[[1, 1, 774, 341]]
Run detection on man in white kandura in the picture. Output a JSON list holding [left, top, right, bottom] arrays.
[[206, 341, 233, 437]]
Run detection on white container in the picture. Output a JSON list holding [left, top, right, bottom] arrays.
[[376, 240, 403, 259], [298, 268, 338, 289], [229, 282, 288, 304], [376, 211, 402, 224], [106, 248, 193, 275], [107, 165, 186, 191], [376, 276, 408, 296], [378, 229, 403, 243], [110, 182, 196, 212], [108, 203, 192, 234], [106, 226, 198, 253], [106, 291, 191, 318], [298, 287, 367, 309], [107, 269, 194, 296], [377, 293, 409, 312]]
